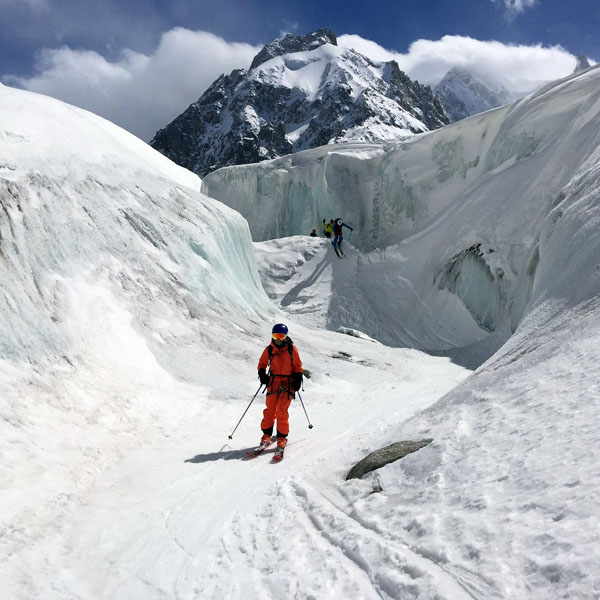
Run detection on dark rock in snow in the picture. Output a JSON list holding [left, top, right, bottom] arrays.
[[346, 439, 433, 480]]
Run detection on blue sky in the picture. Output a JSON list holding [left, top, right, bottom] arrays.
[[2, 0, 597, 76], [1, 0, 596, 140]]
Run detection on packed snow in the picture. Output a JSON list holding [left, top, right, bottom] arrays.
[[2, 61, 600, 600]]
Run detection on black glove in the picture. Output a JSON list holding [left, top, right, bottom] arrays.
[[258, 369, 270, 385], [291, 372, 303, 391]]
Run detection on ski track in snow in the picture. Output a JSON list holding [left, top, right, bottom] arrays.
[[37, 366, 472, 600], [29, 356, 470, 600]]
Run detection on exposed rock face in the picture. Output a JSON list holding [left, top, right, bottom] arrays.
[[150, 30, 448, 177], [574, 54, 591, 73], [435, 67, 512, 123], [345, 439, 433, 480], [250, 28, 338, 69]]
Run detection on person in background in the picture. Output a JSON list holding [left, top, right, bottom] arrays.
[[323, 218, 334, 238], [310, 228, 318, 237], [332, 218, 353, 255]]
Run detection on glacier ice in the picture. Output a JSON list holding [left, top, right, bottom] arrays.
[[0, 84, 273, 376], [204, 65, 600, 364]]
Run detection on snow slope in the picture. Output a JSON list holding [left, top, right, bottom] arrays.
[[0, 82, 276, 597], [203, 65, 600, 364], [0, 84, 469, 598], [3, 70, 600, 600], [256, 235, 600, 598]]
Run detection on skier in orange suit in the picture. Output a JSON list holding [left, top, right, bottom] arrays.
[[257, 323, 303, 452]]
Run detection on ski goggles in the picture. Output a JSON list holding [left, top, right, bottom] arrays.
[[272, 332, 287, 341]]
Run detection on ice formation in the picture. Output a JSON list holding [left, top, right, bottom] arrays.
[[203, 66, 600, 364], [0, 83, 273, 376]]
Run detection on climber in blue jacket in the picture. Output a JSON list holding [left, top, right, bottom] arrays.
[[331, 218, 353, 253]]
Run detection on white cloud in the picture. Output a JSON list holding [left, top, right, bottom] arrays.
[[3, 29, 581, 142], [495, 0, 538, 19], [280, 20, 300, 37], [0, 0, 48, 9], [4, 28, 259, 141], [339, 34, 577, 97]]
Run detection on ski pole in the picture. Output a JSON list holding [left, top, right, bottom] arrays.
[[228, 384, 264, 439], [297, 391, 313, 429]]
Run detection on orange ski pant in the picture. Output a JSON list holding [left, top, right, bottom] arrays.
[[261, 384, 293, 436]]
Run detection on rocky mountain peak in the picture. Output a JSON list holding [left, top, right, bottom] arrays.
[[435, 67, 511, 123], [250, 28, 337, 70], [150, 29, 447, 177], [574, 54, 591, 73]]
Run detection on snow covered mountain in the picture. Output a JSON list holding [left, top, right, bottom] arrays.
[[203, 65, 600, 366], [434, 67, 512, 122], [3, 63, 600, 600], [150, 29, 447, 176], [574, 53, 592, 73]]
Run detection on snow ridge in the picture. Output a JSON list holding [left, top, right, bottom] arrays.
[[434, 67, 512, 122]]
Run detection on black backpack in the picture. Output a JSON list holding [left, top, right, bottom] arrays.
[[267, 336, 294, 363]]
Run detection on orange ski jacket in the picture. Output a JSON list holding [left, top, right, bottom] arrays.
[[258, 340, 303, 399], [258, 341, 303, 377]]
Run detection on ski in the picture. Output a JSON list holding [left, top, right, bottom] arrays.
[[245, 436, 276, 457], [272, 446, 285, 461], [333, 247, 342, 258]]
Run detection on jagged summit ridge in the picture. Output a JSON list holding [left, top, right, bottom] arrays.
[[574, 54, 591, 73], [150, 29, 447, 177], [434, 67, 512, 122], [250, 28, 337, 70]]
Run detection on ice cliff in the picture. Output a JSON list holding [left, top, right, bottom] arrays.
[[0, 83, 272, 379], [203, 66, 600, 364]]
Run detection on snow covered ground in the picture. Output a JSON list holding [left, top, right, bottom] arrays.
[[0, 83, 468, 599], [2, 69, 600, 600], [253, 235, 600, 599]]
